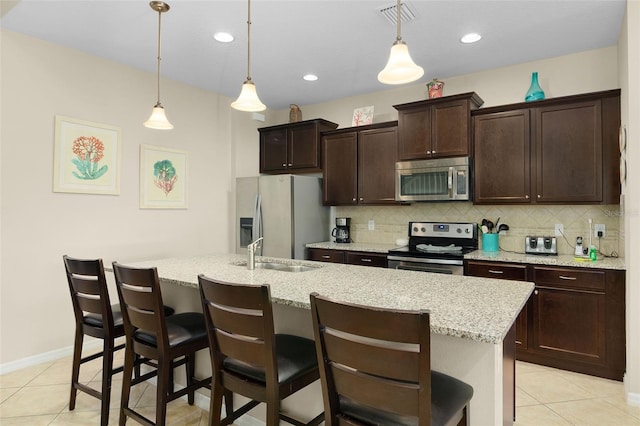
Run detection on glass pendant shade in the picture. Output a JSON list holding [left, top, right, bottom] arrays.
[[231, 80, 266, 112], [144, 104, 174, 129], [378, 41, 424, 85]]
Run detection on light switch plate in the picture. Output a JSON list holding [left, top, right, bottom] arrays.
[[555, 224, 564, 236], [368, 220, 375, 231]]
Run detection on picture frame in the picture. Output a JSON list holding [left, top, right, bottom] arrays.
[[139, 144, 188, 209], [53, 115, 121, 195], [352, 106, 374, 126]]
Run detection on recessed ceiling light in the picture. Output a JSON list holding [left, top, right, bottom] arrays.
[[461, 33, 482, 44], [303, 74, 318, 81], [213, 32, 234, 43]]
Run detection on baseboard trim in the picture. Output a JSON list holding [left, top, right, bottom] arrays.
[[0, 339, 102, 375], [627, 391, 640, 407]]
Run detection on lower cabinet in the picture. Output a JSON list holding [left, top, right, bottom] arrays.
[[308, 248, 387, 268], [464, 260, 625, 380]]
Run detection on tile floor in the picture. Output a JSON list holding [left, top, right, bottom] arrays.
[[1, 348, 639, 425]]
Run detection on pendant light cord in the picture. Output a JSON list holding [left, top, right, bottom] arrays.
[[246, 0, 252, 81], [155, 7, 163, 105], [396, 0, 402, 43]]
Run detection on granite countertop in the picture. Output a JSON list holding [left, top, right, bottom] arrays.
[[124, 254, 533, 345], [306, 241, 401, 253], [308, 242, 626, 271], [465, 250, 626, 270]]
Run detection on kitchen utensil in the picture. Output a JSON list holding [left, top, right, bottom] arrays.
[[498, 224, 509, 233], [481, 225, 489, 234], [486, 220, 494, 233], [494, 217, 501, 230]]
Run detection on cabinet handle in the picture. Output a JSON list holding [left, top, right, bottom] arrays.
[[352, 197, 357, 202], [537, 194, 541, 199], [361, 258, 372, 262], [432, 150, 436, 154], [288, 163, 292, 167], [321, 255, 331, 259], [559, 275, 577, 280], [282, 163, 287, 167], [525, 195, 530, 199], [426, 150, 432, 154], [488, 269, 504, 274], [534, 290, 539, 295], [359, 197, 363, 201]]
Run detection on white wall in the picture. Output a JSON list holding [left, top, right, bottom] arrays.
[[0, 29, 238, 364], [620, 0, 640, 405]]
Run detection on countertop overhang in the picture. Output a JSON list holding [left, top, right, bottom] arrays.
[[122, 253, 534, 345]]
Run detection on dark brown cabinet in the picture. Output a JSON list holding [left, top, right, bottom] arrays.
[[393, 92, 483, 160], [259, 119, 338, 174], [472, 90, 621, 205], [464, 259, 625, 380], [307, 248, 387, 268], [464, 260, 530, 349], [322, 122, 399, 205]]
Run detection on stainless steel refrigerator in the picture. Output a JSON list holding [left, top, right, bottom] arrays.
[[235, 175, 329, 259]]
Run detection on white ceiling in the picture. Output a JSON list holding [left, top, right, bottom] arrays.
[[1, 0, 627, 110]]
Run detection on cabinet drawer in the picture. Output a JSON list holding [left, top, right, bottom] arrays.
[[346, 252, 387, 268], [533, 266, 605, 292], [307, 248, 345, 264], [465, 261, 528, 281]]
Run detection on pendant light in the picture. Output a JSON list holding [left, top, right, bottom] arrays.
[[377, 0, 424, 85], [144, 1, 174, 129], [231, 0, 266, 112]]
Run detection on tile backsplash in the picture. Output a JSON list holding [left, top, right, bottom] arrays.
[[335, 202, 624, 257]]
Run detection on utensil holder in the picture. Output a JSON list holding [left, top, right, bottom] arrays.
[[482, 233, 499, 252]]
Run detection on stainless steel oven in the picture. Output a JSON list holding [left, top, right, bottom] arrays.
[[387, 222, 478, 275]]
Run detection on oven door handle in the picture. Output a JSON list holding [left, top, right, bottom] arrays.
[[393, 264, 455, 274]]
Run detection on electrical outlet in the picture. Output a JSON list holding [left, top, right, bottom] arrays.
[[368, 220, 375, 231], [555, 224, 564, 236], [594, 224, 606, 238]]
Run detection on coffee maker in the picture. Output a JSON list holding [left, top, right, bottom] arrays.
[[332, 217, 351, 243]]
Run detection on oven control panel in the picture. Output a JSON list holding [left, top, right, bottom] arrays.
[[409, 222, 476, 239]]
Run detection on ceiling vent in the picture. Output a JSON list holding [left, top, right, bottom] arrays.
[[378, 1, 417, 25]]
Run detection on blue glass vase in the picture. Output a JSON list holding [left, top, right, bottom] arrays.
[[525, 72, 545, 102]]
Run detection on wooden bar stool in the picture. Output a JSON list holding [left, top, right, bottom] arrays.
[[198, 275, 324, 426], [112, 262, 211, 426], [64, 256, 176, 426], [310, 292, 474, 426]]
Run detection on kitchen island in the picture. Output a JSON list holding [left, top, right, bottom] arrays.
[[123, 253, 534, 425]]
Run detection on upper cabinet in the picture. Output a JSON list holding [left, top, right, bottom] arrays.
[[259, 119, 338, 174], [393, 92, 484, 160], [473, 90, 621, 205], [322, 122, 399, 206]]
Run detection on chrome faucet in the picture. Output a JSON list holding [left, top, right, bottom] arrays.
[[247, 237, 263, 270]]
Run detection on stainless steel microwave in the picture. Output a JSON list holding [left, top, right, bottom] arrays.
[[395, 157, 471, 202]]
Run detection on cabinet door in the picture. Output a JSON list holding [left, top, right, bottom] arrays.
[[534, 100, 603, 203], [397, 107, 431, 160], [473, 110, 531, 204], [431, 100, 471, 157], [260, 128, 288, 172], [322, 132, 358, 205], [532, 286, 606, 364], [289, 124, 320, 170], [358, 127, 398, 204]]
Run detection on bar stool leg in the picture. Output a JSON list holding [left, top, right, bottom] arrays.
[[69, 328, 84, 411], [119, 346, 135, 426], [100, 338, 115, 426]]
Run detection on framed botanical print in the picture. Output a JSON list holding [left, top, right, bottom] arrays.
[[53, 116, 121, 195], [139, 144, 188, 209]]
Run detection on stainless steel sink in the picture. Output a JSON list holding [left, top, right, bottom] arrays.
[[235, 261, 321, 272]]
